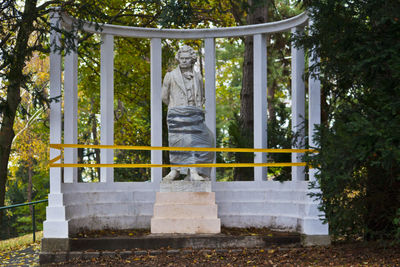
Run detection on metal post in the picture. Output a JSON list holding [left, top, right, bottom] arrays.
[[32, 205, 36, 242]]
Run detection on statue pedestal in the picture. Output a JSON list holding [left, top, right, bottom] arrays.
[[151, 181, 220, 234]]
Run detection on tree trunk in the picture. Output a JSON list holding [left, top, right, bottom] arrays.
[[0, 0, 37, 223], [365, 164, 400, 240], [234, 0, 269, 181], [268, 79, 276, 121]]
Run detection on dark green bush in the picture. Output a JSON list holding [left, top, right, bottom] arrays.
[[296, 0, 400, 241]]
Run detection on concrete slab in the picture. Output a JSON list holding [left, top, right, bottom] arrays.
[[301, 234, 331, 246], [151, 218, 221, 234]]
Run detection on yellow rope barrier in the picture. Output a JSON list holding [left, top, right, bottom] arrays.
[[50, 162, 307, 168], [49, 155, 61, 164], [49, 144, 316, 168], [50, 144, 316, 153]]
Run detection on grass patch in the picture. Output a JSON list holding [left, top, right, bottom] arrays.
[[0, 231, 42, 252]]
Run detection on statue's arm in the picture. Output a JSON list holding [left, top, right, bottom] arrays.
[[161, 72, 171, 106]]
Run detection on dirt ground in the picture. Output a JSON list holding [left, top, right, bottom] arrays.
[[50, 242, 400, 266]]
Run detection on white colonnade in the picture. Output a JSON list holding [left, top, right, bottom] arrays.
[[44, 10, 327, 240]]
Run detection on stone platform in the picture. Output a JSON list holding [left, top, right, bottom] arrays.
[[40, 231, 301, 265], [151, 181, 220, 234]]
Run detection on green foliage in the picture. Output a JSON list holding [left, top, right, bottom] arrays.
[[158, 0, 194, 27], [295, 0, 400, 240], [215, 2, 302, 181], [214, 39, 244, 181], [267, 101, 294, 181], [394, 209, 400, 243], [1, 160, 48, 239]]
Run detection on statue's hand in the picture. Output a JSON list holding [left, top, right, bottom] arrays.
[[182, 71, 194, 80]]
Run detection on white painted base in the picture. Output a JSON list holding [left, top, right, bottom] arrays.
[[43, 220, 69, 238], [151, 192, 221, 234]]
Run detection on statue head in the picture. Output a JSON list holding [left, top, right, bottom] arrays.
[[175, 45, 197, 69]]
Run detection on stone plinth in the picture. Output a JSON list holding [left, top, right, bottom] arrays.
[[151, 181, 220, 234], [160, 180, 211, 192]]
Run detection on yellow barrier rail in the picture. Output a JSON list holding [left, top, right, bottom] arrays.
[[49, 144, 316, 168]]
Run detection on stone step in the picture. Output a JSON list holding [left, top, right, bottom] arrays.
[[68, 215, 152, 234], [212, 181, 309, 191], [218, 214, 299, 230], [153, 203, 218, 218], [62, 202, 154, 219], [160, 180, 211, 192], [151, 218, 221, 234], [63, 191, 156, 205], [217, 201, 319, 216], [155, 192, 215, 204], [215, 190, 308, 202], [41, 232, 301, 255]]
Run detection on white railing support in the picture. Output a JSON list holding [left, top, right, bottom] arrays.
[[100, 34, 114, 183], [204, 38, 216, 182], [150, 38, 162, 184], [64, 33, 78, 183], [49, 10, 62, 193], [253, 34, 268, 182], [291, 26, 306, 181]]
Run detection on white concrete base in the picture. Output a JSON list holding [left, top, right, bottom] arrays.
[[43, 220, 69, 238], [151, 192, 221, 234], [42, 181, 329, 237]]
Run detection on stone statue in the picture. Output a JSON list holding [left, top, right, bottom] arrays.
[[162, 45, 214, 181]]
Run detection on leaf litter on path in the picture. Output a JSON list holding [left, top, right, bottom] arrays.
[[0, 242, 40, 266]]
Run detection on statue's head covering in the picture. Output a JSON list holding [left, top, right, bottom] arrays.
[[175, 45, 197, 64]]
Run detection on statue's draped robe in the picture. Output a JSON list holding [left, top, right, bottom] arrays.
[[162, 67, 214, 177]]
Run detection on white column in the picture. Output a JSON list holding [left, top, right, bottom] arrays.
[[100, 34, 114, 183], [308, 22, 321, 183], [253, 34, 268, 182], [64, 34, 78, 183], [291, 26, 306, 181], [151, 38, 162, 184], [44, 9, 69, 239], [49, 11, 62, 193], [204, 38, 216, 182]]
